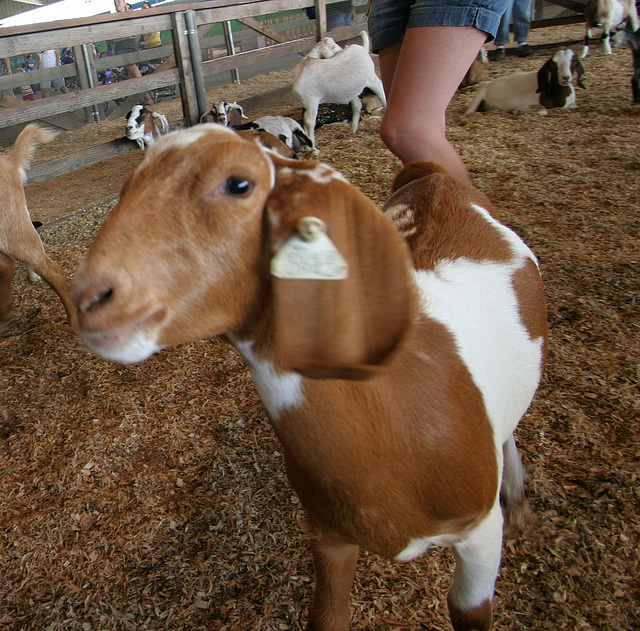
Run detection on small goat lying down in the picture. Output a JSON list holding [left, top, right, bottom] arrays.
[[465, 49, 585, 114], [581, 0, 639, 57], [234, 115, 314, 155], [615, 27, 640, 103], [293, 31, 387, 148], [125, 105, 170, 149], [0, 124, 76, 330], [201, 101, 313, 155], [234, 129, 295, 158], [73, 124, 548, 631]]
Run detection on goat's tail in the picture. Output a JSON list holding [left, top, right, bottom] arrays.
[[359, 30, 370, 51], [390, 161, 447, 193], [501, 434, 533, 535], [8, 124, 58, 182]]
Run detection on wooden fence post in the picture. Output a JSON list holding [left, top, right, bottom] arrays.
[[315, 0, 327, 40]]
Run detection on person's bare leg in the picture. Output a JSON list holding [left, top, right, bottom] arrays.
[[378, 26, 487, 183]]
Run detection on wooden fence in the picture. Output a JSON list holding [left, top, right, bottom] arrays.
[[0, 0, 589, 186]]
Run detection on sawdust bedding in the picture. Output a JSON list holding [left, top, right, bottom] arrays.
[[1, 23, 638, 631]]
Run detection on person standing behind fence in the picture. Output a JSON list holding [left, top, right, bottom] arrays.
[[327, 0, 357, 28], [36, 49, 69, 98], [139, 1, 163, 66], [491, 0, 533, 59], [111, 0, 143, 80], [16, 68, 34, 101], [0, 57, 13, 97]]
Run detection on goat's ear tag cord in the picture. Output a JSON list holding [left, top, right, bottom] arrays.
[[271, 216, 348, 280]]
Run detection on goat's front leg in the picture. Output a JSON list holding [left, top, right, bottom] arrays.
[[581, 26, 592, 57], [447, 504, 504, 631], [304, 519, 359, 631], [348, 97, 362, 134], [602, 23, 613, 54]]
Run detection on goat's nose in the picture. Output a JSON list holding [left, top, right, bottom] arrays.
[[563, 75, 571, 83], [76, 281, 115, 314]]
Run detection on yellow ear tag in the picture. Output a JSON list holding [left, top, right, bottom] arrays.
[[271, 216, 348, 280]]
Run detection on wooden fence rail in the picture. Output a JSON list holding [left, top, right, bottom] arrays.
[[0, 0, 589, 187]]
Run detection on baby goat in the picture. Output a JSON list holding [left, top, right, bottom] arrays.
[[203, 102, 314, 155], [200, 100, 247, 125], [234, 116, 314, 155], [0, 124, 76, 330], [73, 124, 547, 631], [581, 0, 639, 57], [293, 31, 387, 149], [125, 105, 170, 150], [465, 49, 585, 114]]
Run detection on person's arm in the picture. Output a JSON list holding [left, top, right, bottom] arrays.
[[55, 49, 61, 65], [2, 58, 10, 74]]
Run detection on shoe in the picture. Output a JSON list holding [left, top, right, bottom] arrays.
[[517, 44, 534, 57], [491, 47, 506, 61]]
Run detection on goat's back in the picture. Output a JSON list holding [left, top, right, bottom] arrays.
[[293, 45, 376, 103]]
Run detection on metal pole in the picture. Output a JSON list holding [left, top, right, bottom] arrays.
[[81, 43, 101, 124], [223, 20, 240, 84], [185, 10, 208, 121]]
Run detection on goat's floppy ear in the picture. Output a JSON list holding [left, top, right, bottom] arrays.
[[230, 102, 248, 120], [572, 55, 587, 89], [536, 59, 552, 94], [266, 159, 414, 379]]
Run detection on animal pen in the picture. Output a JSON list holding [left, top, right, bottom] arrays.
[[0, 0, 588, 184]]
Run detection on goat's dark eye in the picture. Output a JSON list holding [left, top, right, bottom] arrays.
[[225, 177, 253, 197]]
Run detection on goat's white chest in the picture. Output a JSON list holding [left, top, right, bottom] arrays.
[[232, 339, 304, 421]]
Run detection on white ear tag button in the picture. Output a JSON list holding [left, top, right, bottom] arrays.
[[271, 216, 348, 280]]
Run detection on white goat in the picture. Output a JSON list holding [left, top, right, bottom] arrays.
[[293, 31, 387, 149], [0, 124, 76, 329], [73, 124, 547, 631], [581, 0, 639, 57], [465, 49, 585, 115], [125, 105, 170, 149]]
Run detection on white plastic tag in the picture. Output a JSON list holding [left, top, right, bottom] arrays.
[[271, 218, 348, 280]]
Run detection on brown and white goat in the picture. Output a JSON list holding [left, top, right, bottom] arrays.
[[0, 124, 76, 329], [581, 0, 639, 57], [72, 124, 547, 631], [125, 105, 170, 150], [465, 49, 585, 114]]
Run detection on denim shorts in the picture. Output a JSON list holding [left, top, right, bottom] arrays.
[[368, 0, 510, 52]]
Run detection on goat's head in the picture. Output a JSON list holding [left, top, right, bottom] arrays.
[[307, 36, 342, 59], [537, 49, 585, 93], [205, 100, 248, 126], [73, 124, 413, 377]]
